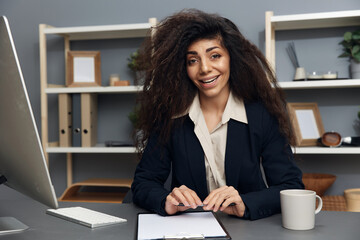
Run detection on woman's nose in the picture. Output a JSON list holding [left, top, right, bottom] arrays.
[[200, 59, 212, 74]]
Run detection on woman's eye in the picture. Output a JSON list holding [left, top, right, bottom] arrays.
[[211, 54, 221, 59], [187, 58, 198, 65]]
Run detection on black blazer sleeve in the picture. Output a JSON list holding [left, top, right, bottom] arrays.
[[131, 132, 171, 216], [240, 102, 304, 220]]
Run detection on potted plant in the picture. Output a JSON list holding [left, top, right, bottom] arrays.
[[339, 29, 360, 79], [127, 50, 145, 85], [128, 105, 139, 129]]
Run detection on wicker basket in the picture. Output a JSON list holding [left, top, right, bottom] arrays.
[[344, 188, 360, 212], [302, 173, 336, 197]]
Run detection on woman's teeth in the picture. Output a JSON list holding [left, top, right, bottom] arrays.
[[201, 76, 218, 84]]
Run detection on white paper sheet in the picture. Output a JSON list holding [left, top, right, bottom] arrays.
[[295, 109, 320, 139], [137, 212, 227, 240], [73, 57, 95, 83]]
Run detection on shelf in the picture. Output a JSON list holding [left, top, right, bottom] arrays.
[[278, 79, 360, 89], [293, 147, 360, 154], [40, 18, 157, 191], [43, 22, 153, 40], [271, 10, 360, 30], [59, 178, 132, 203], [47, 145, 137, 153], [45, 85, 143, 94]]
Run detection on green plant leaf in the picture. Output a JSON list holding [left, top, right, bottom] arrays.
[[338, 52, 350, 58], [353, 52, 360, 63], [352, 45, 360, 55], [344, 32, 352, 42], [339, 29, 360, 60], [340, 40, 352, 49], [353, 32, 360, 40]]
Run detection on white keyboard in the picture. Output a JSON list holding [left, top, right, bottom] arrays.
[[46, 206, 127, 228]]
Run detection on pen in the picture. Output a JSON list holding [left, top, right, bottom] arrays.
[[177, 203, 236, 207]]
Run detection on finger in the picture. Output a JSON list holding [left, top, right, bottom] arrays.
[[165, 195, 192, 215], [192, 192, 203, 206], [166, 194, 180, 206], [184, 188, 205, 208], [172, 188, 190, 206], [203, 186, 228, 205], [186, 189, 203, 207], [178, 185, 202, 207], [219, 196, 238, 211], [203, 193, 220, 211], [180, 185, 202, 205], [222, 201, 246, 217], [213, 192, 232, 212], [218, 187, 241, 210], [205, 187, 234, 211]]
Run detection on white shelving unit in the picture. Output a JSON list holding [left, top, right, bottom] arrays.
[[293, 147, 360, 154], [39, 19, 156, 201], [265, 10, 360, 154], [46, 145, 137, 153], [270, 10, 360, 31], [45, 85, 143, 94], [278, 79, 360, 90], [43, 23, 153, 40]]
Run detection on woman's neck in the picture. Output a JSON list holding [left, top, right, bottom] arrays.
[[199, 88, 230, 115], [198, 88, 230, 132]]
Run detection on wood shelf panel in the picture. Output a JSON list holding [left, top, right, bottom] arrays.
[[59, 178, 132, 203]]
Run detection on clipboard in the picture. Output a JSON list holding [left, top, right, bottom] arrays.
[[136, 211, 231, 240]]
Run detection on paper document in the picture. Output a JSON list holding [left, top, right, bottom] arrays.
[[137, 211, 229, 240]]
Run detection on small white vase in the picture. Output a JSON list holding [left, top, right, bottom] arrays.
[[351, 59, 360, 79]]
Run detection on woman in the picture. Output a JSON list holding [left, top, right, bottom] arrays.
[[131, 9, 304, 220]]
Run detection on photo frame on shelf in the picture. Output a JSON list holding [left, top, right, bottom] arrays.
[[66, 51, 101, 87], [287, 102, 324, 147]]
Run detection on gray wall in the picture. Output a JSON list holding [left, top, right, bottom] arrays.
[[1, 0, 360, 197]]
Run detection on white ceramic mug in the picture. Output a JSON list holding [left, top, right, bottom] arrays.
[[280, 189, 322, 230]]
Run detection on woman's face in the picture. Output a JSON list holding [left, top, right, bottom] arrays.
[[186, 38, 230, 101]]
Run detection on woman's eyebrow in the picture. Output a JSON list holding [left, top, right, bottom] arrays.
[[206, 46, 220, 52], [187, 46, 220, 55]]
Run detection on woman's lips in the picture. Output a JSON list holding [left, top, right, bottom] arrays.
[[199, 76, 219, 88]]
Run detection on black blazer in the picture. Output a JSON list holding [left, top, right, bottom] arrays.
[[131, 101, 304, 220]]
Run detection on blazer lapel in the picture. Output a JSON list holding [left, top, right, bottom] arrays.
[[183, 118, 208, 199], [225, 120, 247, 187]]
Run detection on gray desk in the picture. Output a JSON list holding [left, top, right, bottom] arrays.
[[0, 188, 359, 239]]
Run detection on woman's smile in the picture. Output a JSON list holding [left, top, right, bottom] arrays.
[[199, 75, 219, 86]]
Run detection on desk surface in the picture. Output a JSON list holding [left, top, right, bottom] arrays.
[[1, 187, 359, 240]]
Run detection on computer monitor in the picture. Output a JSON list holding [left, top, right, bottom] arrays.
[[0, 16, 58, 234]]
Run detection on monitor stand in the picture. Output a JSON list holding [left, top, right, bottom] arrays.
[[0, 176, 29, 235]]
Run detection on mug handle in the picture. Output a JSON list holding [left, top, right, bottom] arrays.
[[315, 195, 323, 214]]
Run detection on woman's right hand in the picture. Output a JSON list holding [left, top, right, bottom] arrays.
[[165, 185, 203, 215]]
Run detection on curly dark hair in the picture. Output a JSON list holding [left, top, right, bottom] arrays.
[[134, 9, 294, 152]]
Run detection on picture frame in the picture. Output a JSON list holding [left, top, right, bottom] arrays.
[[66, 51, 101, 87], [287, 102, 324, 146]]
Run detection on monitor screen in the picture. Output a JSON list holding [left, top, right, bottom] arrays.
[[0, 16, 58, 234]]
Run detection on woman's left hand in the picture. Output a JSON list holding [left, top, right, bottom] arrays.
[[203, 186, 245, 217]]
